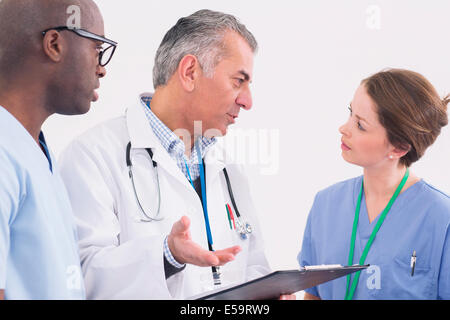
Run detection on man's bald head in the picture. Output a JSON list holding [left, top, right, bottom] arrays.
[[0, 0, 102, 78]]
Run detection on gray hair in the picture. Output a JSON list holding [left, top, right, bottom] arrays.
[[152, 9, 257, 89]]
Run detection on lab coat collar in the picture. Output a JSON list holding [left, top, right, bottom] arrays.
[[126, 93, 159, 149], [204, 142, 226, 182]]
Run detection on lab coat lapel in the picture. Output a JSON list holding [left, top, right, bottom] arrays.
[[126, 93, 157, 149], [126, 94, 194, 191], [204, 143, 226, 186]]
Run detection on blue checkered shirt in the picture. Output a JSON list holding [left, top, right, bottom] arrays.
[[141, 95, 216, 182], [141, 95, 216, 269]]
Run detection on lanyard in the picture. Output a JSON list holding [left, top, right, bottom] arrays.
[[345, 168, 409, 300], [183, 143, 214, 248], [184, 143, 221, 286]]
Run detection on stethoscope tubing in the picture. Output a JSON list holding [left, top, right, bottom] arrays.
[[222, 168, 241, 219], [126, 142, 162, 222], [126, 142, 251, 236]]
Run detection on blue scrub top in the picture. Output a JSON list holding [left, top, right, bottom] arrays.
[[298, 176, 450, 300], [0, 107, 85, 299]]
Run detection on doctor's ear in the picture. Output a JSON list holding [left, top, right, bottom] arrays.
[[177, 54, 200, 92]]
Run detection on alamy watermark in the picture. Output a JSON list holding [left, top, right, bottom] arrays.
[[366, 4, 381, 30], [66, 265, 82, 291], [66, 5, 81, 29], [174, 121, 280, 176], [366, 265, 381, 290]]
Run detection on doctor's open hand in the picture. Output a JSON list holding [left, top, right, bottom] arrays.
[[168, 216, 242, 267]]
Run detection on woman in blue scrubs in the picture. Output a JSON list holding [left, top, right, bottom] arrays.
[[298, 69, 450, 300]]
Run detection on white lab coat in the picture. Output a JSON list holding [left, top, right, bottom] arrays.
[[58, 94, 270, 299]]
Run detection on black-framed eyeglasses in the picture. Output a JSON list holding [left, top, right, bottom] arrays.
[[42, 26, 118, 67]]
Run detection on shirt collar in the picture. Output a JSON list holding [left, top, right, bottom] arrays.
[[140, 94, 216, 160], [39, 132, 53, 173]]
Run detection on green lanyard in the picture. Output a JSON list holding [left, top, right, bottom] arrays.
[[345, 168, 410, 300]]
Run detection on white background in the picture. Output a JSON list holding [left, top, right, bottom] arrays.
[[44, 0, 450, 280]]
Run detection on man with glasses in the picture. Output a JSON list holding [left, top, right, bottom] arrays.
[[0, 0, 116, 299], [42, 26, 117, 70]]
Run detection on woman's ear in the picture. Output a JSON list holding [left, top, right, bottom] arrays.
[[388, 144, 411, 160]]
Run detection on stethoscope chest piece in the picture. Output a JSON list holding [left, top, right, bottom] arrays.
[[222, 167, 252, 241], [236, 219, 252, 240]]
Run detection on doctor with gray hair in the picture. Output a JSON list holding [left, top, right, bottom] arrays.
[[153, 9, 258, 88], [59, 9, 292, 299]]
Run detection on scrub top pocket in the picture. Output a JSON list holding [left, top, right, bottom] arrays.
[[368, 256, 435, 299]]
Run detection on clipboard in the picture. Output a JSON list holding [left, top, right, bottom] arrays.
[[195, 264, 369, 300]]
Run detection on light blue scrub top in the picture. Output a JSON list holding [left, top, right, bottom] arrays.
[[298, 176, 450, 300], [0, 107, 85, 299]]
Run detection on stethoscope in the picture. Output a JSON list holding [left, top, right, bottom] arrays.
[[125, 142, 253, 240]]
